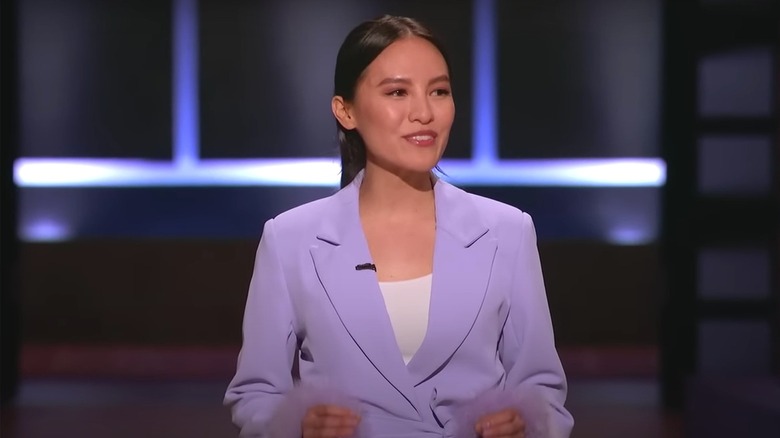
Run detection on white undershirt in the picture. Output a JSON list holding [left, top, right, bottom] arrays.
[[378, 274, 432, 365]]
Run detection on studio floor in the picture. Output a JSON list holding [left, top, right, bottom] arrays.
[[1, 378, 682, 438]]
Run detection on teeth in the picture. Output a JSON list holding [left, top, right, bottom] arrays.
[[411, 135, 433, 141]]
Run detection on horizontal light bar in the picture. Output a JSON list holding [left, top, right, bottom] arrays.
[[437, 158, 665, 187], [13, 158, 342, 187], [14, 157, 665, 187]]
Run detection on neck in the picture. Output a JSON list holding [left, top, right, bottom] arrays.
[[358, 163, 435, 217]]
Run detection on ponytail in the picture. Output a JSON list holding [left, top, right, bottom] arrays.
[[338, 126, 366, 188], [333, 15, 448, 188]]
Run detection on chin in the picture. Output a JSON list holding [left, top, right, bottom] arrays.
[[373, 153, 442, 176], [407, 153, 444, 172], [403, 161, 439, 174]]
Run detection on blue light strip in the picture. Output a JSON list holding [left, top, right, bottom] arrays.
[[438, 158, 665, 187], [473, 0, 498, 164], [173, 0, 199, 168], [14, 157, 665, 187], [13, 158, 340, 187]]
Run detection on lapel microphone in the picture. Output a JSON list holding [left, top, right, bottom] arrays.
[[355, 263, 377, 272]]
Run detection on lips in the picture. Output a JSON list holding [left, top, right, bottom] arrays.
[[403, 130, 437, 146]]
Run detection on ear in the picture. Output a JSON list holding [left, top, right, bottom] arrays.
[[332, 96, 357, 130]]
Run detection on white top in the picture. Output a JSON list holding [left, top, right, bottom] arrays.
[[378, 274, 432, 365]]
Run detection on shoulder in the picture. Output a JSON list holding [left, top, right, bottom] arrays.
[[469, 192, 530, 224], [261, 191, 340, 238], [443, 183, 540, 261], [443, 181, 534, 231]]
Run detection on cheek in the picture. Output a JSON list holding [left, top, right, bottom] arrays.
[[441, 102, 456, 125], [358, 102, 404, 135], [374, 103, 404, 124]]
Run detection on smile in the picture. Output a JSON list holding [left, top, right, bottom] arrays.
[[403, 131, 437, 146]]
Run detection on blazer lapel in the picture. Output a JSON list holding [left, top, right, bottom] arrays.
[[406, 180, 498, 385], [309, 180, 422, 417]]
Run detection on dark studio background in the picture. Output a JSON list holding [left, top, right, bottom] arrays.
[[1, 0, 778, 437]]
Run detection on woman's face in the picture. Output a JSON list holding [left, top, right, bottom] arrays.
[[337, 36, 455, 176]]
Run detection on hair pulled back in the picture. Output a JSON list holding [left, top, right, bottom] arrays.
[[334, 15, 450, 188]]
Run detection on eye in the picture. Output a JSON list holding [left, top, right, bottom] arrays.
[[432, 88, 451, 97], [386, 89, 407, 97]]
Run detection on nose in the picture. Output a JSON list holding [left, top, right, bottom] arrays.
[[409, 93, 433, 124]]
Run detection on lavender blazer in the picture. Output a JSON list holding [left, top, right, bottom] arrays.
[[225, 174, 573, 437]]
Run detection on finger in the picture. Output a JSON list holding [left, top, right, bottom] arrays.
[[323, 415, 359, 428], [304, 413, 360, 430], [475, 409, 517, 434], [478, 410, 525, 437], [303, 425, 358, 438], [482, 421, 521, 437], [303, 422, 359, 438], [302, 405, 361, 438], [304, 405, 360, 425], [309, 404, 360, 418], [325, 425, 359, 438], [479, 408, 517, 425]]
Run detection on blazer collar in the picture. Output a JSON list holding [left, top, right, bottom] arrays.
[[315, 170, 489, 248], [309, 170, 495, 418]]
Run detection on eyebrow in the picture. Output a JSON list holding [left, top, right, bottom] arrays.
[[377, 74, 451, 86]]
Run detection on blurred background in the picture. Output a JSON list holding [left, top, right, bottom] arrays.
[[0, 0, 777, 436]]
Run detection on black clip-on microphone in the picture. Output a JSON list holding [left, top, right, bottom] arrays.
[[355, 263, 377, 272]]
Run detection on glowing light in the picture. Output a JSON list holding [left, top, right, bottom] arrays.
[[173, 0, 199, 168], [15, 157, 665, 187], [13, 0, 667, 189], [606, 226, 656, 245], [473, 0, 498, 164], [21, 218, 72, 242], [437, 158, 665, 186]]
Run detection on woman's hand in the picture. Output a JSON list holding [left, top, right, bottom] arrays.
[[302, 404, 360, 438], [475, 408, 526, 438]]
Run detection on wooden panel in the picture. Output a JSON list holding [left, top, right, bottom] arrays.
[[19, 240, 661, 346]]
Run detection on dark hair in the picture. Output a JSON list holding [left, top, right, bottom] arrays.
[[334, 15, 451, 188]]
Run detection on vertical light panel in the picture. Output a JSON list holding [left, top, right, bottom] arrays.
[[472, 0, 497, 164], [698, 47, 773, 116], [173, 0, 199, 168], [697, 247, 771, 300], [698, 320, 772, 375], [698, 136, 773, 195]]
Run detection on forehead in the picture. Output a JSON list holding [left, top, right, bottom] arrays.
[[361, 36, 449, 84]]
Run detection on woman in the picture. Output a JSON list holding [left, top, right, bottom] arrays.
[[225, 15, 573, 438]]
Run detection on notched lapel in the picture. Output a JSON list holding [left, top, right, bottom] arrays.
[[406, 180, 498, 385], [309, 195, 421, 417], [407, 230, 497, 385]]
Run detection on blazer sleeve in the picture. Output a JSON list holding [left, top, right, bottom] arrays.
[[224, 218, 298, 437], [499, 212, 574, 438]]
